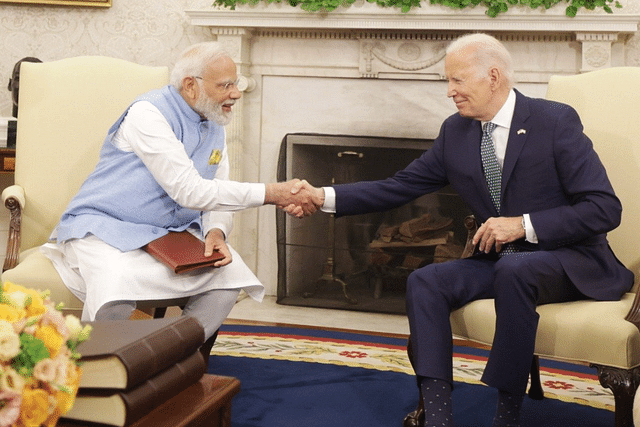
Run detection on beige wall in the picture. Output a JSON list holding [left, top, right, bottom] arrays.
[[0, 0, 215, 117]]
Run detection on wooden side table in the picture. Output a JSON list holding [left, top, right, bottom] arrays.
[[59, 374, 240, 427]]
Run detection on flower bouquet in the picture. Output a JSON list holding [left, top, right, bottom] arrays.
[[0, 282, 91, 427]]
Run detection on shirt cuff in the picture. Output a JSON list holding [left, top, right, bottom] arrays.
[[321, 186, 336, 213], [523, 213, 538, 244]]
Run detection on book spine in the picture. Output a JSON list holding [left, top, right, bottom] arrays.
[[119, 316, 204, 389], [122, 351, 206, 425]]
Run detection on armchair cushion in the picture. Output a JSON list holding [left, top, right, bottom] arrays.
[[451, 293, 640, 369], [2, 247, 83, 315]]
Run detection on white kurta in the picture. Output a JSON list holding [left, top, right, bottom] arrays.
[[41, 101, 265, 320]]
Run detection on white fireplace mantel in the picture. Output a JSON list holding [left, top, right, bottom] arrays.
[[187, 4, 640, 76]]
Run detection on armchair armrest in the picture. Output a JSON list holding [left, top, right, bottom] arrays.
[[2, 184, 25, 272], [461, 215, 477, 259]]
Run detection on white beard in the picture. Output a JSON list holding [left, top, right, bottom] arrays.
[[194, 86, 234, 126]]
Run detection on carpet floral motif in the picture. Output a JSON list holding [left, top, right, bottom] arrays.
[[213, 331, 614, 412]]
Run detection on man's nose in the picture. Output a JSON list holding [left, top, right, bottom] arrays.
[[230, 86, 242, 99]]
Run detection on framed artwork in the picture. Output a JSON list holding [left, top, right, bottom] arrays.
[[0, 0, 111, 6]]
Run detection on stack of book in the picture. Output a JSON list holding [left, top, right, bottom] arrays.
[[61, 316, 206, 426]]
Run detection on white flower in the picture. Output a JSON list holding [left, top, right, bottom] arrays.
[[65, 315, 83, 341], [0, 320, 20, 362], [54, 355, 70, 386], [6, 290, 28, 308], [33, 358, 57, 383], [0, 367, 25, 394]]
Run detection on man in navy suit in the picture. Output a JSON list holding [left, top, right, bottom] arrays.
[[290, 33, 634, 426]]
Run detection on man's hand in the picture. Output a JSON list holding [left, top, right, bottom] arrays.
[[265, 179, 324, 218], [204, 228, 232, 267], [472, 216, 525, 254]]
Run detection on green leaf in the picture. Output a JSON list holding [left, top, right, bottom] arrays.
[[12, 333, 50, 378], [211, 0, 621, 17], [565, 4, 578, 15]]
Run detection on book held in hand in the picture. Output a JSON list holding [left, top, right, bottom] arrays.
[[143, 230, 226, 274], [63, 351, 206, 426], [77, 317, 204, 390]]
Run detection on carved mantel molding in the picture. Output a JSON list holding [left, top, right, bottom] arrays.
[[187, 5, 639, 76]]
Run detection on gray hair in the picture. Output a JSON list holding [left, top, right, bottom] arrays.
[[446, 33, 515, 88], [170, 42, 231, 90]]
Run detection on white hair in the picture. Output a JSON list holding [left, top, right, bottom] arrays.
[[446, 33, 515, 88], [170, 42, 231, 90]]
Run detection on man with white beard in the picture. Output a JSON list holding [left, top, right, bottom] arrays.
[[40, 42, 316, 358]]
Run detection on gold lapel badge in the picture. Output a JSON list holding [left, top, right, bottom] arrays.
[[517, 129, 527, 135], [208, 149, 222, 165]]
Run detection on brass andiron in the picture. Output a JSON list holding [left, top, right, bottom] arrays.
[[306, 150, 364, 305]]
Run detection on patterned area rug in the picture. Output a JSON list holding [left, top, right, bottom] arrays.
[[213, 324, 614, 412]]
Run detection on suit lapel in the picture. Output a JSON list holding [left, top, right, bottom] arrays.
[[502, 90, 531, 193]]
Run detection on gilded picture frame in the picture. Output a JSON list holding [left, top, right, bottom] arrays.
[[0, 0, 111, 6]]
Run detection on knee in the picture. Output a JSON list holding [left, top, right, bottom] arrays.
[[406, 265, 438, 300], [493, 256, 538, 296]]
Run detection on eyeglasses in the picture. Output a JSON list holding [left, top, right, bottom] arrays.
[[194, 76, 240, 93]]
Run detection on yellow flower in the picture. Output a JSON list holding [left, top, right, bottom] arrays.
[[24, 294, 46, 318], [3, 281, 46, 316], [34, 325, 64, 359], [19, 387, 50, 427], [0, 303, 25, 323]]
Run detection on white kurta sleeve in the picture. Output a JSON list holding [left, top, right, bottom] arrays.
[[114, 101, 266, 216]]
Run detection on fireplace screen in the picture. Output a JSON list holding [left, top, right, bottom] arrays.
[[276, 134, 471, 314]]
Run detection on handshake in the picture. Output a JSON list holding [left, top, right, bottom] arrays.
[[265, 179, 324, 218]]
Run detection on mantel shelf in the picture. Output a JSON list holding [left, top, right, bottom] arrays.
[[187, 5, 640, 33]]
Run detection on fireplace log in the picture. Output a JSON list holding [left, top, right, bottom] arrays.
[[434, 243, 464, 263], [399, 213, 432, 238]]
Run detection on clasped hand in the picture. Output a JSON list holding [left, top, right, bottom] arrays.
[[265, 179, 324, 219]]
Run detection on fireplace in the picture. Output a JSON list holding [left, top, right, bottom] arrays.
[[186, 6, 639, 304], [276, 134, 471, 314]]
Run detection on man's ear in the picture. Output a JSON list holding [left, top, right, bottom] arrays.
[[181, 76, 198, 103], [488, 67, 502, 90]]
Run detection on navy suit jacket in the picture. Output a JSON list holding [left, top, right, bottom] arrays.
[[334, 90, 634, 300]]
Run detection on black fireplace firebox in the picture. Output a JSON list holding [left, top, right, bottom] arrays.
[[276, 133, 471, 315]]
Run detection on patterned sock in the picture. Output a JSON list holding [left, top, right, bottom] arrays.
[[419, 377, 453, 427], [492, 390, 524, 427]]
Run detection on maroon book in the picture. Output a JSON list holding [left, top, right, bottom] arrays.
[[143, 231, 225, 274]]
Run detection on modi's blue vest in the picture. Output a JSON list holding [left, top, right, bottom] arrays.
[[54, 85, 225, 251]]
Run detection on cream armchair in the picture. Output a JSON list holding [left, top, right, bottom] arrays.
[[404, 67, 640, 427], [1, 56, 191, 319]]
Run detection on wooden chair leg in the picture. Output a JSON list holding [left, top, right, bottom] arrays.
[[592, 364, 640, 427], [528, 355, 544, 400], [200, 329, 219, 367]]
